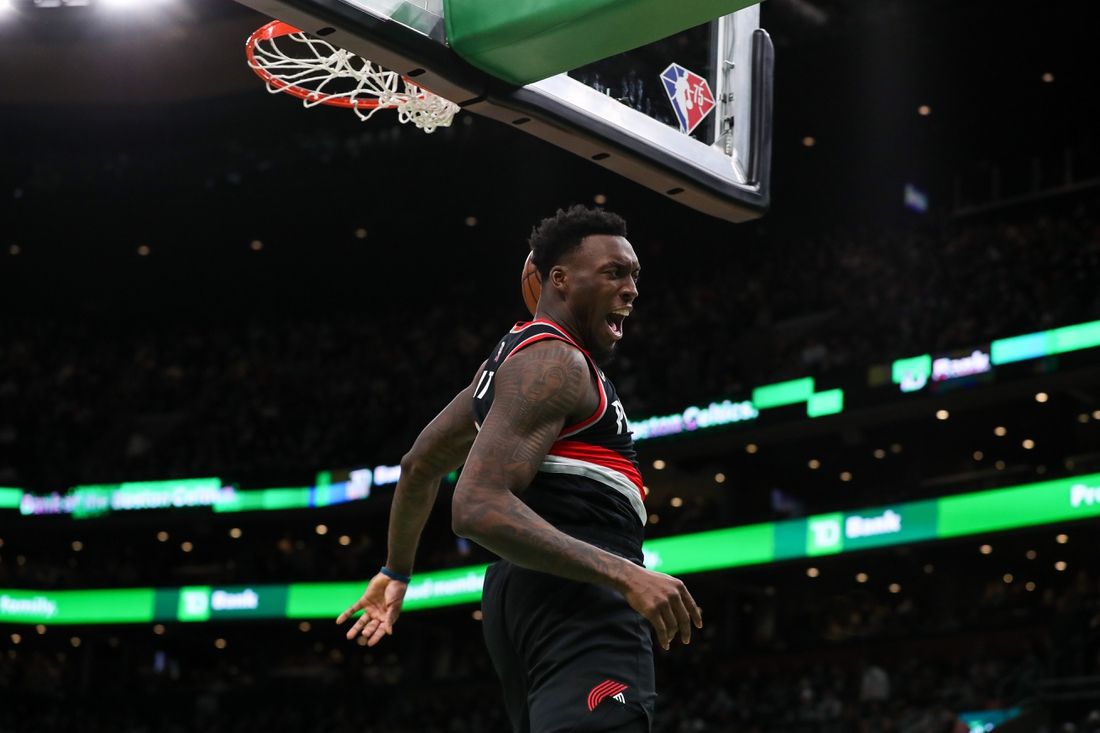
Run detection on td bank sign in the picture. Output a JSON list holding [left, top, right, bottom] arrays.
[[806, 502, 937, 556], [177, 585, 288, 621]]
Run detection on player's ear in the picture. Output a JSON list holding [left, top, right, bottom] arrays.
[[548, 265, 568, 292]]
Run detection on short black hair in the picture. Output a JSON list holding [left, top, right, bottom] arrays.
[[528, 205, 628, 280]]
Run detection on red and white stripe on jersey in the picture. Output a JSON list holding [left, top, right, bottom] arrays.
[[502, 320, 608, 439], [541, 443, 646, 526], [548, 441, 643, 496]]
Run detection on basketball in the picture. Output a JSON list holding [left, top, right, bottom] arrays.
[[521, 251, 542, 316]]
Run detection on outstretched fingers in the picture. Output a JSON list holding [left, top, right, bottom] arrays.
[[345, 612, 368, 640], [366, 618, 390, 646], [669, 593, 693, 645], [657, 602, 678, 650], [341, 601, 380, 641], [683, 586, 703, 629], [337, 599, 365, 627], [646, 606, 670, 651], [652, 582, 703, 649]]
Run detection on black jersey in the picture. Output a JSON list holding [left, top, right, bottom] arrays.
[[472, 319, 647, 543]]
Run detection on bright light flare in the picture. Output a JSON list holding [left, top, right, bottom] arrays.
[[98, 0, 174, 7]]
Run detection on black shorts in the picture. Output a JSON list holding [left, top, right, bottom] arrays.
[[481, 529, 655, 733]]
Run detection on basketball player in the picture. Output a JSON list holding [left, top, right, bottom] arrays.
[[338, 206, 702, 733]]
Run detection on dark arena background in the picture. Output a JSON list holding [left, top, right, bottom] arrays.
[[3, 0, 1100, 731]]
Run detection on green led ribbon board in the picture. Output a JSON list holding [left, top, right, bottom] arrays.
[[14, 468, 389, 519], [4, 473, 1098, 626], [892, 317, 1100, 393], [631, 377, 843, 441], [991, 319, 1100, 365]]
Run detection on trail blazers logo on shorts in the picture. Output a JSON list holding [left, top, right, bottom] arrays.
[[587, 680, 628, 711]]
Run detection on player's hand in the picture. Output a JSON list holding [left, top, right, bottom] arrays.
[[336, 571, 409, 646], [618, 565, 702, 651]]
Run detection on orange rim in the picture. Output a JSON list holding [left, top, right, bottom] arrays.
[[246, 21, 422, 110]]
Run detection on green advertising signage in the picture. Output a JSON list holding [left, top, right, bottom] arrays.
[[891, 316, 1100, 395], [937, 475, 1100, 537], [12, 468, 385, 519], [285, 565, 490, 618], [3, 473, 1099, 626], [990, 318, 1100, 365], [643, 523, 773, 575], [169, 585, 292, 622], [0, 588, 155, 624]]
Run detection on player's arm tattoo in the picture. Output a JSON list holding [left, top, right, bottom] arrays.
[[384, 363, 483, 577], [451, 342, 637, 591]]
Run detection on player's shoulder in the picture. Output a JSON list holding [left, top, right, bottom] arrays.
[[502, 337, 587, 372], [492, 339, 591, 417]]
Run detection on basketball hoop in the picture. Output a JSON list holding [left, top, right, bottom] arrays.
[[245, 21, 460, 132]]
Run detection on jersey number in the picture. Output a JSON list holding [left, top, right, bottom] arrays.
[[612, 399, 628, 435], [474, 370, 495, 399]]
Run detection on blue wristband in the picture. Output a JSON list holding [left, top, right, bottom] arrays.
[[380, 566, 411, 583]]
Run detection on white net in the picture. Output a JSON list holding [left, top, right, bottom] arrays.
[[247, 28, 460, 133]]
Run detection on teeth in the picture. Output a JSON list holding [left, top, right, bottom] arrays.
[[611, 308, 631, 316]]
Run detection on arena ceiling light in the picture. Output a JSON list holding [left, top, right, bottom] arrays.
[[96, 0, 176, 11], [14, 0, 173, 8], [97, 0, 169, 5]]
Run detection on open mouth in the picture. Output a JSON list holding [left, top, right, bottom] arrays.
[[605, 308, 630, 339]]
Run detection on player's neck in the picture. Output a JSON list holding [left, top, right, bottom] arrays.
[[533, 307, 588, 352]]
